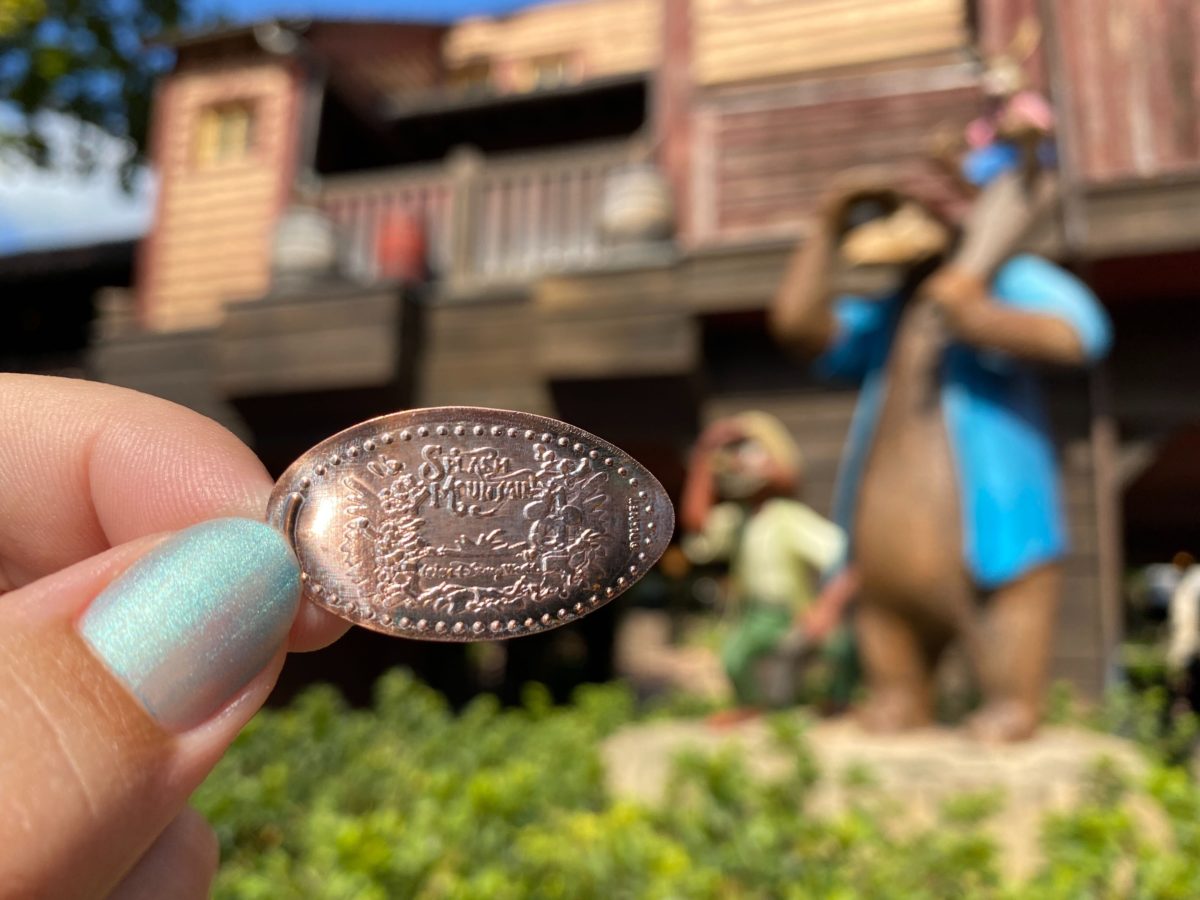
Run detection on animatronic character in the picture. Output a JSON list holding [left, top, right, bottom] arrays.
[[680, 412, 858, 714], [770, 167, 1112, 742]]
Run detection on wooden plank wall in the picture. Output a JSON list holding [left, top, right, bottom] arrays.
[[692, 0, 967, 87], [445, 0, 660, 87], [141, 60, 299, 332], [214, 287, 407, 397], [1045, 375, 1108, 697], [1052, 0, 1200, 182], [690, 57, 981, 244], [418, 297, 553, 414]]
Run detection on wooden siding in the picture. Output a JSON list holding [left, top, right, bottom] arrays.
[[141, 60, 299, 332], [418, 298, 553, 414], [1051, 0, 1200, 182], [1045, 377, 1111, 697], [693, 0, 967, 87], [690, 58, 981, 244], [214, 285, 413, 397], [445, 0, 659, 87], [539, 308, 699, 378]]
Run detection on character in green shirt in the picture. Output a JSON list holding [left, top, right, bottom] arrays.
[[681, 412, 859, 715]]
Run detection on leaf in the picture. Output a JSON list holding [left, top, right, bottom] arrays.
[[0, 0, 186, 186]]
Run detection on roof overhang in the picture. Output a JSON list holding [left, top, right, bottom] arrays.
[[380, 72, 649, 123]]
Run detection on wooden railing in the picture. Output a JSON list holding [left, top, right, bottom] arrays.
[[319, 141, 632, 286], [320, 162, 455, 280]]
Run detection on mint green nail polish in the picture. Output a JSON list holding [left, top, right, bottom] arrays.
[[79, 518, 301, 731]]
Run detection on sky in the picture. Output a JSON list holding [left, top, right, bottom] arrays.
[[0, 110, 155, 254], [0, 0, 552, 256]]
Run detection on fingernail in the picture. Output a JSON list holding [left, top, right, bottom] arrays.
[[79, 518, 300, 731]]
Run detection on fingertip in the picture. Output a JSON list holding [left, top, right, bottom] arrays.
[[78, 519, 300, 732], [106, 808, 218, 900], [287, 602, 354, 653]]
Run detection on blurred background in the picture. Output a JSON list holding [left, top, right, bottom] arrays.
[[4, 0, 1200, 894]]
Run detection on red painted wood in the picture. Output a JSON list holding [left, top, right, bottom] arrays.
[[700, 80, 979, 243], [1053, 0, 1200, 182], [658, 0, 693, 243]]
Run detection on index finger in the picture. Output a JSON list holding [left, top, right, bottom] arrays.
[[0, 374, 348, 650]]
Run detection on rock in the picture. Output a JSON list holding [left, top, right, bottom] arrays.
[[602, 716, 1167, 878]]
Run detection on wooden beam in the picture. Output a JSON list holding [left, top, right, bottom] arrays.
[[1089, 365, 1124, 692], [657, 0, 692, 242], [1080, 176, 1200, 257], [213, 285, 411, 396], [538, 309, 698, 379]]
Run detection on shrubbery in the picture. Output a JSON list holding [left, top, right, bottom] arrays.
[[195, 671, 1200, 899]]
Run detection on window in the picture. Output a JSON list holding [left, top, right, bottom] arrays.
[[531, 53, 573, 88], [194, 100, 256, 167]]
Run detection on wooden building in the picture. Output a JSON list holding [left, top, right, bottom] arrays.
[[92, 0, 1200, 698]]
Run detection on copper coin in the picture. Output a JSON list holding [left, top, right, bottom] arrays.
[[267, 408, 674, 641]]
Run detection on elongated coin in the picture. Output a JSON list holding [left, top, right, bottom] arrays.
[[267, 408, 674, 641]]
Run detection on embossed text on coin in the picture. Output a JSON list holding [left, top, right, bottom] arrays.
[[267, 408, 674, 641]]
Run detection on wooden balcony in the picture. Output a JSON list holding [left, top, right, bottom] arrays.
[[214, 282, 417, 399], [319, 141, 632, 292]]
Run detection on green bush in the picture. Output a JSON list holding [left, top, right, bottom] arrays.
[[195, 671, 1200, 899]]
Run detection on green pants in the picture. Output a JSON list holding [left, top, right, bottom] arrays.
[[721, 606, 858, 708]]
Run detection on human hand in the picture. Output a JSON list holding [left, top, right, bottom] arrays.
[[0, 374, 352, 899], [800, 606, 837, 644], [694, 418, 744, 453], [682, 422, 734, 533], [920, 265, 991, 333], [776, 624, 812, 657], [814, 166, 900, 232]]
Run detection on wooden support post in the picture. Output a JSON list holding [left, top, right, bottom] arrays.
[[447, 146, 484, 287], [1090, 363, 1124, 690], [656, 0, 692, 245]]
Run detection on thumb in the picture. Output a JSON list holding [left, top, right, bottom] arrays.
[[0, 518, 300, 899]]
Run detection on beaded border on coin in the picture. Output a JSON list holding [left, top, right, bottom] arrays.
[[268, 408, 674, 642]]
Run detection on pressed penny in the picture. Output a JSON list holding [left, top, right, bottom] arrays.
[[267, 408, 674, 641]]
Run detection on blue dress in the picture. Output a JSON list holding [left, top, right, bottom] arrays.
[[814, 255, 1112, 589]]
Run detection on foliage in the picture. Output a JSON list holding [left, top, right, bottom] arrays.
[[196, 671, 1200, 899], [0, 0, 183, 183], [1045, 677, 1200, 768], [0, 0, 43, 35]]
